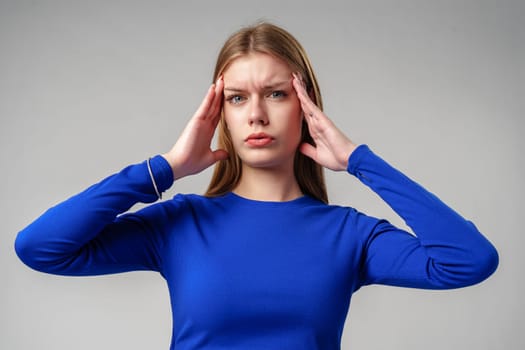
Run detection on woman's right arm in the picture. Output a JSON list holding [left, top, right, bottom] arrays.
[[15, 156, 174, 275], [15, 77, 227, 276]]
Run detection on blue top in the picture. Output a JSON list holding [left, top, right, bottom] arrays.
[[15, 145, 498, 349]]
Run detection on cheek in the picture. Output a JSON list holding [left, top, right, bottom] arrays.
[[222, 109, 243, 143], [223, 108, 236, 131], [285, 105, 303, 140]]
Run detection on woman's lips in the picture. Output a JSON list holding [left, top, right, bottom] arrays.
[[245, 133, 275, 147]]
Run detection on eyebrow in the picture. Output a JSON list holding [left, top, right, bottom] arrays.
[[224, 80, 290, 92]]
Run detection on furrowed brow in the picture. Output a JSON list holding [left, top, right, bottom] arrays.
[[262, 81, 290, 90], [224, 80, 291, 93], [223, 87, 245, 93]]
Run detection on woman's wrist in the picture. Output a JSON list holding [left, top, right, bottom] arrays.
[[160, 153, 182, 181], [338, 141, 358, 171], [345, 142, 358, 160]]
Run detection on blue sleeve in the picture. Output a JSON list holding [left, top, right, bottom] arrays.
[[348, 145, 499, 289], [14, 155, 175, 276]]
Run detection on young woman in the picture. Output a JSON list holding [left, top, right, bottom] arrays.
[[15, 22, 498, 349]]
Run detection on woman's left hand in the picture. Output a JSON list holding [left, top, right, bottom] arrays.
[[292, 73, 357, 171]]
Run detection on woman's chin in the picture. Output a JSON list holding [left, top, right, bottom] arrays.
[[239, 154, 294, 171]]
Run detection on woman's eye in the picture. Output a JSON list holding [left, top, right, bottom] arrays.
[[226, 95, 244, 104], [270, 90, 287, 99]]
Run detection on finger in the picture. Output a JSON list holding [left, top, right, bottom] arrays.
[[292, 73, 309, 97], [194, 84, 216, 120], [299, 142, 317, 161], [211, 149, 229, 162], [300, 101, 319, 125], [201, 149, 228, 171], [292, 73, 305, 96], [208, 76, 224, 120], [292, 74, 320, 120], [292, 80, 312, 119], [295, 86, 317, 113]]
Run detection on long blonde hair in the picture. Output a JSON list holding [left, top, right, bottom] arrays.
[[205, 22, 328, 204]]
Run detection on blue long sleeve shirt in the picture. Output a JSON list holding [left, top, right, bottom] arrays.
[[15, 144, 498, 349]]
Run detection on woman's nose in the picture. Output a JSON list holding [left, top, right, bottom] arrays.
[[248, 98, 269, 126]]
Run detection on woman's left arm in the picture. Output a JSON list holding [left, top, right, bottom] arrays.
[[293, 74, 499, 289]]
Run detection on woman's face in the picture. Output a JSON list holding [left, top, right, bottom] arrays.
[[222, 52, 303, 170]]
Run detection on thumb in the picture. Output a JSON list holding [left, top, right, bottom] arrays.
[[299, 143, 317, 161], [211, 149, 229, 162]]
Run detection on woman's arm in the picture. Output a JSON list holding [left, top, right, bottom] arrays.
[[292, 73, 498, 289], [15, 78, 227, 276], [14, 156, 174, 275], [348, 145, 498, 289]]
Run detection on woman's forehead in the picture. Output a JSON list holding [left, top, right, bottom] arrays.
[[223, 52, 292, 88]]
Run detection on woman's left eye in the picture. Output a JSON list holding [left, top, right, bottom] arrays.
[[269, 90, 287, 99]]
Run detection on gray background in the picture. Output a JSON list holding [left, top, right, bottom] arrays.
[[1, 0, 523, 349]]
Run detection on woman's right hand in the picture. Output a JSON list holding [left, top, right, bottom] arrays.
[[162, 77, 228, 180]]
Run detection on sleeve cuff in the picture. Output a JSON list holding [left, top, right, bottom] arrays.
[[347, 144, 372, 176], [149, 155, 174, 193]]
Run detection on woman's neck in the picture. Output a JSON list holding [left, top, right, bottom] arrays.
[[233, 164, 303, 202]]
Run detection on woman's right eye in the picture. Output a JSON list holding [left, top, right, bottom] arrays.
[[226, 95, 244, 104]]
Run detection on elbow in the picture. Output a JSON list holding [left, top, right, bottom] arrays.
[[468, 241, 499, 285], [15, 230, 41, 271], [450, 240, 499, 288], [453, 226, 500, 287], [15, 228, 91, 276], [14, 229, 55, 273], [462, 223, 500, 286], [430, 240, 499, 289]]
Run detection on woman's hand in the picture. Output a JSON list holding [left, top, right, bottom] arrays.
[[292, 73, 357, 171], [162, 77, 228, 180]]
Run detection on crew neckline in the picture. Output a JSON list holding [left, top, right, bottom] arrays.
[[222, 191, 316, 207]]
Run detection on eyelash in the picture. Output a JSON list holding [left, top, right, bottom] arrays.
[[225, 95, 244, 104], [225, 91, 288, 105], [270, 90, 287, 99]]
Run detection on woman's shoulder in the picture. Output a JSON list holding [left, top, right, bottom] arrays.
[[322, 200, 389, 231]]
